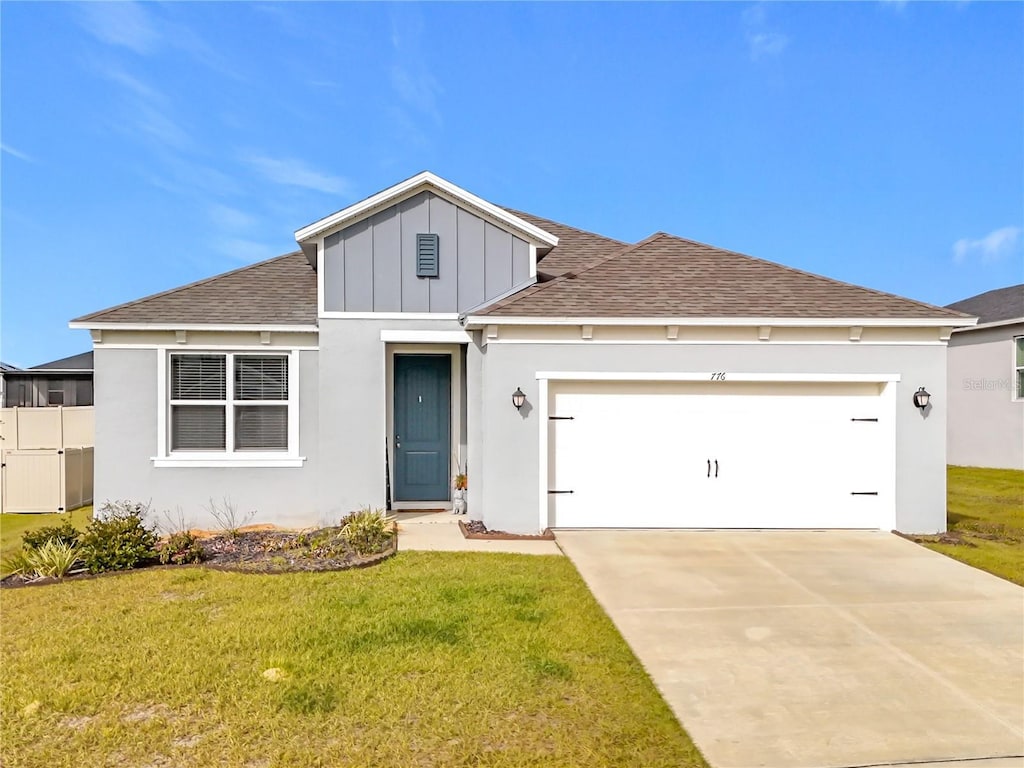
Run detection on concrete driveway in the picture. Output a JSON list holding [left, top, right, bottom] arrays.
[[556, 530, 1024, 768]]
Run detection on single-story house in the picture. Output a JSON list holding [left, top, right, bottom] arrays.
[[71, 172, 976, 533], [1, 351, 94, 408], [945, 284, 1023, 470]]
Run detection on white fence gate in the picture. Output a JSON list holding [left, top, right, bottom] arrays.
[[0, 407, 95, 514]]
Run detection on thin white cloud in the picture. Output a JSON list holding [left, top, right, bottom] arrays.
[[748, 32, 789, 60], [242, 154, 350, 196], [136, 104, 191, 151], [207, 204, 257, 231], [99, 66, 165, 103], [952, 226, 1022, 264], [93, 66, 192, 152], [144, 157, 241, 199], [215, 238, 283, 263], [79, 2, 159, 55], [390, 66, 443, 126], [742, 4, 790, 61], [1, 143, 33, 163], [78, 3, 242, 80], [389, 7, 443, 131]]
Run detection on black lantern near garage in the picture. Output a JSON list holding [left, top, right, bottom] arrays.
[[512, 387, 526, 411], [912, 387, 931, 410]]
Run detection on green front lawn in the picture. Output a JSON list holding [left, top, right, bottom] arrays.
[[0, 552, 705, 767], [0, 506, 93, 562], [916, 467, 1024, 586]]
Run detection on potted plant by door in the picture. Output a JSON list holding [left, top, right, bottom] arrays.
[[453, 471, 468, 515]]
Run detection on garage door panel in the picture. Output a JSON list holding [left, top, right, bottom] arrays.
[[549, 381, 890, 529], [551, 391, 711, 527]]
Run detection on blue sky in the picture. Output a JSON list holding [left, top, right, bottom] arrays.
[[2, 1, 1021, 367]]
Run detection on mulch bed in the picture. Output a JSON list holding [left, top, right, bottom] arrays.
[[459, 520, 555, 541], [201, 528, 396, 573], [1, 527, 396, 589]]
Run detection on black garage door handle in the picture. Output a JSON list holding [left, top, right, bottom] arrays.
[[715, 459, 719, 478], [707, 459, 711, 477]]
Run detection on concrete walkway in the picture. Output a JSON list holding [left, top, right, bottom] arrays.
[[557, 530, 1024, 768], [394, 512, 561, 555]]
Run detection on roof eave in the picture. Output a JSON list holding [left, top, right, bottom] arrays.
[[463, 315, 978, 328], [950, 316, 1023, 333], [69, 322, 320, 332]]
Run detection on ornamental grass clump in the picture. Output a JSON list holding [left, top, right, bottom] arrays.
[[25, 540, 80, 579], [340, 507, 395, 556]]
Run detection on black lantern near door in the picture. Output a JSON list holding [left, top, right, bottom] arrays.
[[912, 387, 931, 410], [512, 387, 526, 411]]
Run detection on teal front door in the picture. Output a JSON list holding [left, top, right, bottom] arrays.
[[394, 354, 451, 502]]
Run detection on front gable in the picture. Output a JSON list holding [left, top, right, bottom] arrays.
[[295, 172, 558, 316]]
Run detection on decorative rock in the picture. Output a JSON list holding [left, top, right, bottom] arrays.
[[262, 668, 288, 681]]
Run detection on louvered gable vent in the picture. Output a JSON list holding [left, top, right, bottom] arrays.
[[416, 233, 439, 278]]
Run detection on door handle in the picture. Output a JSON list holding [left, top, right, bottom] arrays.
[[396, 434, 401, 449], [714, 459, 719, 478], [707, 459, 711, 478]]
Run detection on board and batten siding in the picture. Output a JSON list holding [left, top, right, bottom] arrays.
[[323, 191, 531, 314]]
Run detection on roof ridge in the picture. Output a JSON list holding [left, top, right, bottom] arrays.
[[656, 234, 972, 319], [72, 251, 302, 323], [501, 207, 627, 247], [947, 283, 1024, 306], [476, 234, 664, 315]]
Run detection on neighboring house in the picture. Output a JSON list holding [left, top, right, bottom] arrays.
[[0, 362, 19, 409], [1, 352, 94, 408], [945, 284, 1024, 470], [70, 172, 975, 534]]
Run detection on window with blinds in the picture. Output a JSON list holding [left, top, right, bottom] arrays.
[[234, 355, 288, 451], [169, 353, 289, 453]]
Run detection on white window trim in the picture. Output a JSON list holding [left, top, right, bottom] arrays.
[[154, 349, 304, 468], [1014, 336, 1024, 402]]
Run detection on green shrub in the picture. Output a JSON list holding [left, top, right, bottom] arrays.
[[294, 528, 348, 559], [21, 520, 81, 552], [1, 550, 32, 577], [80, 501, 159, 574], [25, 540, 80, 578], [340, 508, 394, 556], [157, 531, 205, 565]]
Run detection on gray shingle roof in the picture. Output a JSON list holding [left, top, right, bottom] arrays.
[[30, 351, 93, 371], [504, 209, 627, 277], [945, 284, 1023, 325], [71, 211, 968, 326], [479, 233, 969, 319], [72, 252, 317, 326], [70, 209, 622, 326]]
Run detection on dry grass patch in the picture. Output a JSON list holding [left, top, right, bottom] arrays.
[[1, 552, 705, 768]]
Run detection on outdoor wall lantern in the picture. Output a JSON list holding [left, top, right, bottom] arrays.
[[512, 387, 526, 411], [912, 387, 931, 410]]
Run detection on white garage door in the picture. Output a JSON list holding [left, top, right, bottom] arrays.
[[548, 380, 893, 529]]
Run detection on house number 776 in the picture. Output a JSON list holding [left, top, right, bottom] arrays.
[[710, 372, 727, 381]]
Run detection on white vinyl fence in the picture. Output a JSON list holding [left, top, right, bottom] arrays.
[[0, 407, 94, 514]]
